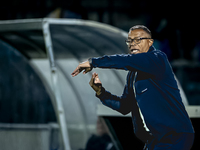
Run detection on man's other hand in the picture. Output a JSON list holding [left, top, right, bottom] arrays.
[[89, 72, 102, 96], [71, 61, 92, 77]]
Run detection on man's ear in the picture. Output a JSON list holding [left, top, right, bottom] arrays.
[[149, 39, 154, 47]]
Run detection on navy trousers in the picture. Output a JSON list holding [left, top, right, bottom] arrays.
[[144, 132, 194, 150]]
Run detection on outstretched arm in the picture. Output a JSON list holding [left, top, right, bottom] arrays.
[[91, 51, 165, 76], [71, 49, 166, 78]]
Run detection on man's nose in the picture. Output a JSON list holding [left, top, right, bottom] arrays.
[[130, 41, 137, 46], [129, 42, 137, 48]]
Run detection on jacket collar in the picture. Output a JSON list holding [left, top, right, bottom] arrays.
[[147, 45, 156, 53]]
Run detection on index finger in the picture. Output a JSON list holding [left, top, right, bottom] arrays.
[[71, 66, 80, 77], [89, 73, 96, 86]]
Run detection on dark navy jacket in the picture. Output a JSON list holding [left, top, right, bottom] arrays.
[[91, 46, 194, 142]]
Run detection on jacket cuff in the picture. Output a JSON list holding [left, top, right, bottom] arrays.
[[88, 58, 94, 68], [96, 87, 106, 99]]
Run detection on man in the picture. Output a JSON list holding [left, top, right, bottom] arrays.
[[71, 25, 194, 149]]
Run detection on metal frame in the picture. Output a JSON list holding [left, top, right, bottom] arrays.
[[0, 18, 128, 36], [42, 20, 71, 150], [0, 19, 43, 31]]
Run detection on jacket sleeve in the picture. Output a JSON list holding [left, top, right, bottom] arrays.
[[91, 50, 166, 77], [96, 74, 134, 115]]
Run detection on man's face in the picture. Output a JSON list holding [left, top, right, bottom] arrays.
[[127, 29, 153, 54]]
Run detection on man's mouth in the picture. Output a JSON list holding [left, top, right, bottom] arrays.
[[130, 49, 139, 54]]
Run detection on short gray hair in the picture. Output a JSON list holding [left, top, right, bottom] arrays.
[[129, 25, 152, 38]]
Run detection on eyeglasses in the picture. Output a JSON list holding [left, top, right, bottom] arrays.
[[125, 37, 152, 45]]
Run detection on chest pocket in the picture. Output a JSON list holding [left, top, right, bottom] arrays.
[[134, 71, 154, 95], [135, 80, 149, 95], [137, 87, 148, 95]]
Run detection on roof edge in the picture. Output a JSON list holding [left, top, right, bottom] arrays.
[[0, 18, 128, 37]]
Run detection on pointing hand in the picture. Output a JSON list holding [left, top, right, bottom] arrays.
[[71, 61, 92, 77]]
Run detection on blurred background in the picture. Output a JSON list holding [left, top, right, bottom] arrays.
[[0, 0, 200, 150], [1, 0, 200, 61]]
